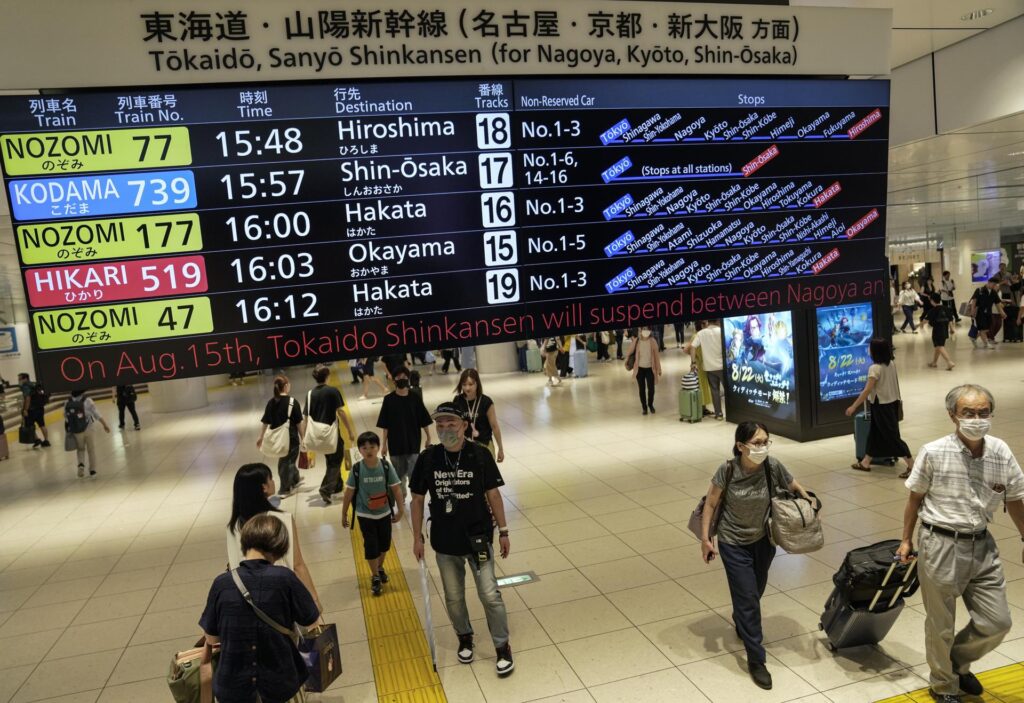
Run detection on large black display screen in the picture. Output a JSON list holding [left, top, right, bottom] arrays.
[[0, 78, 890, 389]]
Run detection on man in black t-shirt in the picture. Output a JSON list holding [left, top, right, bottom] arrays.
[[305, 365, 356, 504], [970, 277, 1005, 349], [376, 366, 432, 499], [410, 402, 514, 677]]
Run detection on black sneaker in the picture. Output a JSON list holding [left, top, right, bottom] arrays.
[[495, 643, 514, 676], [748, 661, 772, 690], [929, 691, 961, 703], [319, 490, 331, 505], [378, 568, 389, 584], [371, 575, 382, 596], [32, 440, 41, 449], [134, 425, 140, 430], [958, 672, 983, 696], [650, 406, 656, 414], [118, 425, 125, 430], [457, 633, 474, 664], [89, 468, 96, 476], [40, 440, 51, 448], [642, 408, 648, 415]]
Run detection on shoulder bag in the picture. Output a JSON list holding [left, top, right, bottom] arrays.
[[687, 460, 735, 540], [763, 461, 824, 554], [891, 364, 904, 422], [302, 390, 339, 454], [230, 568, 342, 693], [167, 636, 218, 703], [261, 397, 295, 459]]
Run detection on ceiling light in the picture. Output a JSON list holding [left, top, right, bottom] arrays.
[[961, 8, 994, 20]]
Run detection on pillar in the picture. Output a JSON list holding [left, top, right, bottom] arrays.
[[474, 342, 518, 374]]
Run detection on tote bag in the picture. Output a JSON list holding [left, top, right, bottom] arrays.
[[302, 390, 338, 454], [261, 397, 294, 459]]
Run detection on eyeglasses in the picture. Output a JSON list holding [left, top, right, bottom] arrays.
[[746, 440, 773, 449], [957, 410, 992, 419]]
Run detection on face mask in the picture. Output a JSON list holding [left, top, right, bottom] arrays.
[[438, 428, 461, 448], [747, 446, 769, 464], [395, 378, 410, 389], [641, 330, 651, 338], [958, 418, 991, 440]]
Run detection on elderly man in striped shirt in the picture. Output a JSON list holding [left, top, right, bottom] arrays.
[[897, 384, 1024, 703]]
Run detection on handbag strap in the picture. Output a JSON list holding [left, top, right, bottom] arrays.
[[762, 460, 774, 521], [711, 460, 736, 534], [230, 568, 295, 639], [306, 390, 311, 419]]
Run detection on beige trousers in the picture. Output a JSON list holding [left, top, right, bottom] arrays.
[[918, 526, 1012, 695]]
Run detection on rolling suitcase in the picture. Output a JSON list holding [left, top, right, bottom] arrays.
[[572, 349, 588, 377], [678, 389, 702, 423], [854, 405, 895, 465], [526, 348, 542, 373], [820, 555, 917, 650]]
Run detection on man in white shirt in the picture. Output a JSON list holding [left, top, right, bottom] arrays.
[[685, 320, 725, 420], [898, 384, 1024, 703]]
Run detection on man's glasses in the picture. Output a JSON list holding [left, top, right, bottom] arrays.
[[957, 410, 992, 419]]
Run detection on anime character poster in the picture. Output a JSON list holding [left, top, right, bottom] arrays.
[[816, 303, 873, 402], [724, 311, 796, 422], [971, 250, 1002, 283]]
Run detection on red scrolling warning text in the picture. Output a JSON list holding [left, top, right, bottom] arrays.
[[813, 182, 842, 208], [847, 109, 882, 139], [742, 144, 779, 177], [846, 208, 879, 238], [812, 248, 840, 274]]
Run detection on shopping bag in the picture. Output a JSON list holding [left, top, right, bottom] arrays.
[[167, 637, 218, 703], [297, 451, 314, 470], [299, 624, 342, 692], [19, 424, 35, 445], [64, 433, 77, 451]]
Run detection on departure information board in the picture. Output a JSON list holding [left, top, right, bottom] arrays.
[[0, 78, 889, 389]]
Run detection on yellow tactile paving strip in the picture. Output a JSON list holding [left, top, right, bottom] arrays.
[[344, 474, 447, 703], [875, 662, 1024, 702]]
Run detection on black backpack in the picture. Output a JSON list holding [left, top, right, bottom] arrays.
[[30, 382, 50, 408], [65, 396, 89, 434], [833, 539, 919, 605]]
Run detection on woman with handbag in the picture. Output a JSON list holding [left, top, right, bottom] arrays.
[[698, 421, 811, 691], [845, 338, 915, 477], [226, 463, 322, 613], [258, 375, 304, 495], [452, 369, 505, 462], [627, 326, 661, 415], [203, 514, 320, 703]]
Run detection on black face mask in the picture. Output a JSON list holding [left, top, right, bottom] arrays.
[[395, 378, 410, 389]]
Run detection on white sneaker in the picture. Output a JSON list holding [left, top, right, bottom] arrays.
[[76, 464, 85, 478], [358, 395, 368, 400]]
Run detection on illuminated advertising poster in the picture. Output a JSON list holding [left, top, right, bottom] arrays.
[[724, 311, 796, 421], [971, 250, 1002, 283], [816, 303, 873, 402]]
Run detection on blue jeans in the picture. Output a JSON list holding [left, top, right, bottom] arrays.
[[719, 535, 775, 664], [435, 550, 509, 649], [901, 305, 917, 331]]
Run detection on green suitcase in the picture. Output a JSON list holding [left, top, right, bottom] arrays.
[[678, 388, 703, 423]]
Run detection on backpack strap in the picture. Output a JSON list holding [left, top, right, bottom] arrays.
[[348, 461, 361, 528], [229, 568, 296, 640]]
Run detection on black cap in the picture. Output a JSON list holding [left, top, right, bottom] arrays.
[[432, 402, 467, 420]]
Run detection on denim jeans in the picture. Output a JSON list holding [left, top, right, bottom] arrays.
[[389, 453, 417, 498], [435, 550, 509, 649], [719, 535, 775, 664]]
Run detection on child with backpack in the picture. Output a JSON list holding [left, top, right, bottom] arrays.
[[340, 432, 403, 596], [64, 390, 110, 477]]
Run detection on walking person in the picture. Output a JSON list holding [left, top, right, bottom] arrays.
[[968, 277, 1005, 349], [596, 330, 611, 361], [452, 369, 504, 462], [846, 338, 915, 477], [925, 292, 956, 371], [410, 403, 514, 677], [939, 271, 960, 323], [613, 329, 625, 360], [257, 375, 304, 496], [897, 384, 1024, 703], [686, 319, 725, 419], [673, 322, 685, 348], [226, 463, 322, 610], [376, 365, 433, 499], [19, 372, 51, 448], [898, 281, 922, 333], [698, 421, 812, 690], [919, 279, 937, 328], [627, 326, 661, 415], [204, 514, 321, 703], [358, 357, 389, 399], [304, 365, 356, 505], [1000, 275, 1021, 342], [341, 432, 404, 596], [542, 337, 561, 386], [64, 389, 110, 478], [115, 384, 140, 430], [440, 348, 462, 375]]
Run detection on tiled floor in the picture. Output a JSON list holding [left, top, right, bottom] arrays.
[[1, 328, 1022, 703]]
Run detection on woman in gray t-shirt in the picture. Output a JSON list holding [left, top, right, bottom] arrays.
[[698, 421, 811, 691]]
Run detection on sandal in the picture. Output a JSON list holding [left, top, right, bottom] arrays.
[[850, 462, 871, 472], [898, 470, 911, 479]]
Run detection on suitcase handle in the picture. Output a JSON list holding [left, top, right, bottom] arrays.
[[867, 554, 917, 612]]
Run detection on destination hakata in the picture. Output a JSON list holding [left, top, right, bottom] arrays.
[[25, 255, 207, 308], [846, 208, 879, 238], [847, 109, 882, 140], [811, 247, 840, 274], [741, 144, 780, 177], [813, 182, 842, 208]]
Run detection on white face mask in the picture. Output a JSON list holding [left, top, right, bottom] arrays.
[[641, 330, 651, 339], [746, 445, 769, 464], [958, 418, 991, 441]]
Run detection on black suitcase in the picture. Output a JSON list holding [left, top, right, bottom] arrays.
[[820, 552, 918, 650]]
